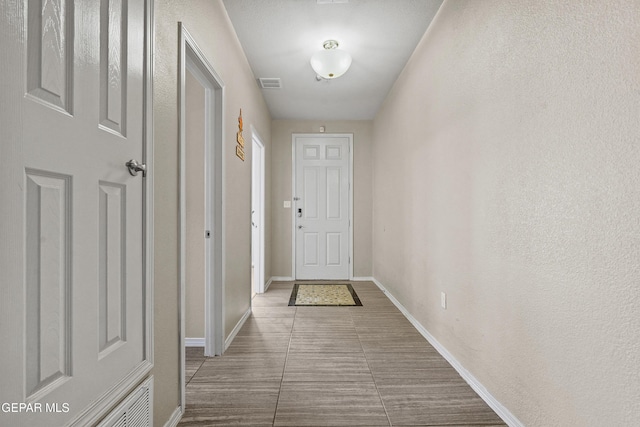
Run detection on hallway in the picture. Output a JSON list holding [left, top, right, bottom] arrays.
[[180, 282, 505, 426]]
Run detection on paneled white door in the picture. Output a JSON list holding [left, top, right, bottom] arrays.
[[294, 134, 351, 280], [0, 1, 149, 426]]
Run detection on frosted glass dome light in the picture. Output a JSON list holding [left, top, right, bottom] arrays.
[[310, 40, 352, 79]]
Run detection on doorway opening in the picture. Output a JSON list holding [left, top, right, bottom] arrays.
[[251, 127, 266, 295], [179, 24, 224, 411]]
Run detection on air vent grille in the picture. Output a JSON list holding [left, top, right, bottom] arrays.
[[98, 378, 153, 427], [258, 78, 282, 89]]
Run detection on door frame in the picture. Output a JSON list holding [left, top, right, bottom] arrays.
[[143, 0, 155, 371], [251, 126, 266, 294], [291, 133, 354, 280], [178, 23, 225, 408]]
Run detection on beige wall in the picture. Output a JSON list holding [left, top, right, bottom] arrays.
[[371, 0, 640, 425], [185, 68, 205, 338], [153, 0, 271, 423], [271, 120, 373, 278]]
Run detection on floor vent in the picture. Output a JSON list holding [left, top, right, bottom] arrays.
[[98, 377, 153, 427], [258, 78, 282, 89]]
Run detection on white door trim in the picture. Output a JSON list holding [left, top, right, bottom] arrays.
[[291, 133, 354, 280], [178, 23, 225, 412], [251, 126, 266, 294], [143, 0, 155, 371]]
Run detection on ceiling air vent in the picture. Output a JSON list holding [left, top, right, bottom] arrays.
[[258, 78, 282, 89]]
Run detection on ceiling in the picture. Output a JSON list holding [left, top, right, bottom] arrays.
[[222, 0, 443, 121]]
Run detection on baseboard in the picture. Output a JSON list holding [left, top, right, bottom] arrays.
[[371, 277, 524, 427], [270, 276, 294, 282], [224, 308, 252, 351], [163, 405, 183, 427], [351, 276, 375, 282], [264, 277, 273, 292], [185, 337, 205, 347]]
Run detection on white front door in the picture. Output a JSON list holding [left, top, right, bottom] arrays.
[[0, 1, 149, 425], [294, 134, 351, 280]]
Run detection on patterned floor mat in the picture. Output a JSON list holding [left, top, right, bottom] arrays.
[[288, 284, 362, 306]]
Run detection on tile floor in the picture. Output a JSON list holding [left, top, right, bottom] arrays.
[[179, 281, 506, 426]]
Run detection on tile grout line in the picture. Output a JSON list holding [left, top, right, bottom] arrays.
[[271, 306, 296, 426], [352, 309, 393, 427], [185, 355, 207, 386]]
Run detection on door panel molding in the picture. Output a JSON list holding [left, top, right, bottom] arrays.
[[24, 169, 73, 399], [99, 0, 128, 136], [26, 0, 74, 114]]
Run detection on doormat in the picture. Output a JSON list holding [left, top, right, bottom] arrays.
[[288, 284, 362, 306]]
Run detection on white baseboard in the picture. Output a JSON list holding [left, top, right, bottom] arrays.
[[371, 277, 524, 427], [264, 277, 273, 292], [270, 276, 294, 282], [224, 308, 252, 351], [163, 405, 183, 427], [185, 337, 205, 347], [351, 276, 375, 282]]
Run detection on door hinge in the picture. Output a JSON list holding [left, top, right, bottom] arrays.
[[205, 230, 211, 238]]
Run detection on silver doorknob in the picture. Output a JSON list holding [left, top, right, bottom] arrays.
[[126, 159, 147, 177]]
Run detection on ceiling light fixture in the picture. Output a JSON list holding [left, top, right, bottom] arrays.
[[310, 40, 352, 79]]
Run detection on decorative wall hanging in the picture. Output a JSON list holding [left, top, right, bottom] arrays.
[[236, 108, 245, 161], [236, 145, 245, 161]]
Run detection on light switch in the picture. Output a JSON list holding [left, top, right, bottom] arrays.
[[283, 201, 291, 208]]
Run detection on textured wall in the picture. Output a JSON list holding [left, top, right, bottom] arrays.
[[153, 0, 272, 423], [372, 0, 640, 425], [271, 120, 373, 278]]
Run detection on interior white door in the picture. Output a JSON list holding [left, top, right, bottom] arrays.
[[251, 135, 265, 293], [294, 135, 351, 280], [0, 1, 149, 426]]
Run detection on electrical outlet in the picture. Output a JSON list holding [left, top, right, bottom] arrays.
[[441, 292, 447, 309]]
